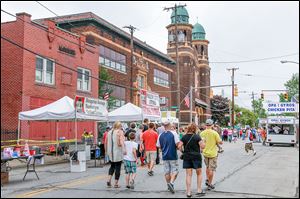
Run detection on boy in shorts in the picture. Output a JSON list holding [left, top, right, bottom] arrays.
[[124, 133, 138, 189]]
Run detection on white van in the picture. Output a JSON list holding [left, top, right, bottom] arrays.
[[266, 116, 298, 147]]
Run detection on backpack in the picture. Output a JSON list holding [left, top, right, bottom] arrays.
[[249, 132, 254, 141]]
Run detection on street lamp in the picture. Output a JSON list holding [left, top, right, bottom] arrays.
[[280, 60, 299, 64]]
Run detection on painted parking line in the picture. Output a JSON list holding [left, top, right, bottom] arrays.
[[15, 175, 107, 198], [15, 165, 149, 198]]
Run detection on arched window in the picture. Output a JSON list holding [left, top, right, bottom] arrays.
[[201, 45, 204, 55]]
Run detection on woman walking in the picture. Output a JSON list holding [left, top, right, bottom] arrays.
[[179, 123, 206, 198], [105, 121, 125, 188]]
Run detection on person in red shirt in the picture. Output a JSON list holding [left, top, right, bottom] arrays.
[[141, 122, 158, 176], [261, 127, 267, 146]]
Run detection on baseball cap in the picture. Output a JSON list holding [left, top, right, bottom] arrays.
[[205, 119, 214, 126]]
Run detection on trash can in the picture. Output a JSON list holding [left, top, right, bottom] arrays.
[[70, 151, 86, 172]]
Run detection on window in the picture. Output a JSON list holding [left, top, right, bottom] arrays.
[[35, 56, 55, 85], [102, 84, 126, 111], [268, 124, 294, 135], [154, 69, 169, 87], [160, 97, 168, 105], [99, 45, 126, 73], [77, 67, 91, 92], [137, 75, 145, 89]]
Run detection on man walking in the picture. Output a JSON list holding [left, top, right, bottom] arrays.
[[200, 119, 223, 191], [245, 127, 257, 155], [142, 122, 158, 176], [156, 121, 180, 194]]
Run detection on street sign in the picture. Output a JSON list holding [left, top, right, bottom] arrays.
[[266, 102, 299, 114], [171, 106, 178, 109]]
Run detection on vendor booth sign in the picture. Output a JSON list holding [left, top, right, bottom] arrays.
[[74, 96, 107, 117], [140, 89, 161, 118], [266, 102, 298, 114]]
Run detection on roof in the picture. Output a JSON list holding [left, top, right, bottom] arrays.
[[33, 12, 175, 64], [192, 22, 206, 40], [170, 7, 189, 24], [195, 98, 209, 107], [171, 7, 189, 18]]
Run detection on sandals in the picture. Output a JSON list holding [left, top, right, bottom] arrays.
[[107, 181, 112, 188], [196, 190, 206, 196], [207, 184, 215, 190], [114, 184, 121, 188], [205, 179, 209, 186], [186, 194, 192, 198]]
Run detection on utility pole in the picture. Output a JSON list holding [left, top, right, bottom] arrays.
[[123, 25, 137, 103], [227, 67, 239, 130], [164, 3, 186, 126], [190, 85, 193, 123], [250, 91, 258, 113]]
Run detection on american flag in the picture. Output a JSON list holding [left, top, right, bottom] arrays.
[[103, 92, 109, 101], [184, 94, 190, 108]]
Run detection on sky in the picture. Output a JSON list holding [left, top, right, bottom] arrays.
[[1, 1, 299, 109]]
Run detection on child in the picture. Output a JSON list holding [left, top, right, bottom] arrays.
[[124, 132, 138, 189]]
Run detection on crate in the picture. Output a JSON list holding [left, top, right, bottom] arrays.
[[1, 172, 9, 184]]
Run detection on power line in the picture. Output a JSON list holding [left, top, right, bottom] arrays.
[[35, 1, 75, 28], [0, 35, 182, 95], [210, 53, 298, 64]]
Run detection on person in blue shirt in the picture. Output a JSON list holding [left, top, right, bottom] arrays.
[[156, 121, 180, 194]]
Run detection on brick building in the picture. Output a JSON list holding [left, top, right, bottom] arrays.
[[166, 7, 211, 125], [1, 13, 99, 141], [34, 12, 176, 114], [1, 6, 212, 141]]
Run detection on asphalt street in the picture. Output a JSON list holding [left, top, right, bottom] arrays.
[[1, 140, 299, 198]]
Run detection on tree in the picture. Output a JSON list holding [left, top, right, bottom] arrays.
[[252, 99, 267, 119], [279, 73, 299, 102], [210, 95, 230, 127], [98, 68, 116, 110], [235, 106, 257, 127]]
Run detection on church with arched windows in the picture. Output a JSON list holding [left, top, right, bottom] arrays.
[[166, 6, 211, 125]]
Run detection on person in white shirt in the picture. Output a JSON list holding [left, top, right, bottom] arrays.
[[244, 128, 256, 156], [124, 133, 138, 189]]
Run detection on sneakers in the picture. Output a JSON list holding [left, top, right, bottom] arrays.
[[167, 183, 175, 194], [148, 171, 154, 176]]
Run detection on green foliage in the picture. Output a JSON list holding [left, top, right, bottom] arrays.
[[98, 68, 116, 110], [252, 99, 267, 119], [235, 106, 257, 127], [278, 73, 299, 102], [210, 95, 230, 126]]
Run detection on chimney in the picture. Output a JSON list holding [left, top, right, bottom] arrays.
[[16, 12, 31, 23]]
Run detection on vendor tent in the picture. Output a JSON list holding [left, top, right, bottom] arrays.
[[19, 96, 107, 121], [18, 96, 108, 153], [108, 103, 161, 122]]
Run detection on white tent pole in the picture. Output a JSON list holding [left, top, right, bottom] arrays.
[[17, 119, 21, 144], [75, 118, 78, 151], [56, 121, 58, 157]]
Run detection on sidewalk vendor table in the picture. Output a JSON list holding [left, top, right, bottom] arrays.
[[1, 154, 44, 183]]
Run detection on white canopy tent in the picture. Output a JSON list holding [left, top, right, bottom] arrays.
[[108, 103, 161, 122], [18, 96, 108, 152]]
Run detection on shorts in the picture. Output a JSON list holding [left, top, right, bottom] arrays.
[[245, 143, 254, 152], [123, 160, 137, 174], [204, 157, 218, 171], [145, 151, 157, 162], [183, 159, 202, 169], [163, 160, 179, 175]]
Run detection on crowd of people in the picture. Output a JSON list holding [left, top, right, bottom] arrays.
[[101, 119, 264, 197]]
